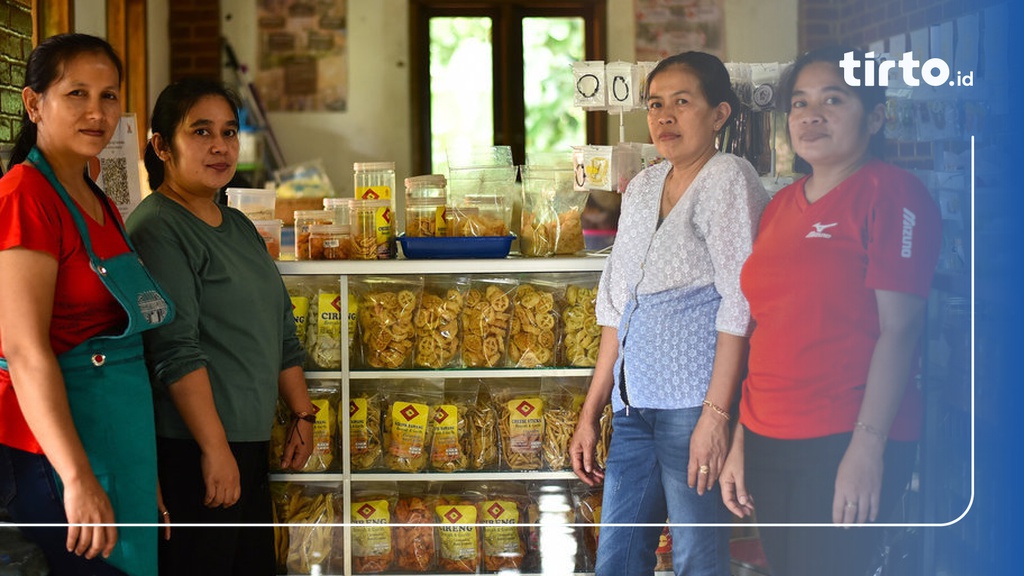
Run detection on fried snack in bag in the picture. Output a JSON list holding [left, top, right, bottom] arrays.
[[300, 384, 340, 472], [562, 279, 601, 367], [351, 484, 398, 573], [305, 278, 343, 369], [382, 380, 442, 472], [573, 484, 604, 569], [478, 482, 533, 571], [508, 281, 561, 368], [284, 485, 338, 574], [353, 277, 423, 369], [349, 381, 383, 471], [413, 279, 467, 368], [493, 381, 544, 470], [394, 488, 437, 572], [430, 381, 476, 472], [597, 403, 614, 470], [460, 278, 516, 367], [435, 492, 481, 573], [542, 378, 586, 470], [468, 383, 499, 470]]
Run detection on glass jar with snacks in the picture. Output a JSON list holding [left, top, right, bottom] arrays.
[[353, 161, 396, 204], [448, 194, 510, 237], [349, 198, 393, 259], [309, 224, 351, 260], [294, 209, 334, 260], [322, 197, 350, 230], [405, 196, 447, 237]]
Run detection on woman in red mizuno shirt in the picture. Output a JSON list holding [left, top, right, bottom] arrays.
[[719, 46, 942, 576]]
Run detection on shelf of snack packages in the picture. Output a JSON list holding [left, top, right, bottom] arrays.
[[266, 253, 685, 575]]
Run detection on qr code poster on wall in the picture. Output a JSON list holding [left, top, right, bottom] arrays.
[[90, 114, 143, 220]]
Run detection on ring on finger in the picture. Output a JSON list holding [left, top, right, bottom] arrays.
[[698, 464, 710, 475], [844, 502, 857, 509]]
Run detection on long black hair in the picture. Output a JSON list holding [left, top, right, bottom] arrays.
[[779, 46, 888, 174], [7, 33, 123, 171], [645, 51, 742, 130], [144, 77, 242, 190]]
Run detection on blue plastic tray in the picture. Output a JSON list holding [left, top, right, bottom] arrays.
[[398, 235, 515, 259]]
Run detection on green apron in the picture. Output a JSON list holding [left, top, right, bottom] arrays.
[[0, 148, 175, 575]]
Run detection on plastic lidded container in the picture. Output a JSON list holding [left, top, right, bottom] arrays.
[[252, 219, 283, 260], [405, 196, 447, 237], [348, 198, 393, 259], [308, 224, 351, 260], [322, 197, 350, 229], [226, 187, 277, 221], [294, 209, 335, 260], [353, 162, 396, 202], [404, 174, 447, 199]]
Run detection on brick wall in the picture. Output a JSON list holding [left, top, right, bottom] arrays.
[[0, 0, 32, 148], [799, 0, 1005, 53], [169, 0, 221, 80]]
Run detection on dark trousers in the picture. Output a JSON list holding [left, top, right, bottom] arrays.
[[0, 444, 128, 576], [744, 428, 917, 576], [156, 438, 275, 576]]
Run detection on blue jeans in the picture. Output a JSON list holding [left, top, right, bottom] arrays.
[[0, 444, 128, 576], [595, 407, 730, 576]]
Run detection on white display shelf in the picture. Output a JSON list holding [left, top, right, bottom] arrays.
[[276, 254, 608, 276], [350, 368, 595, 379]]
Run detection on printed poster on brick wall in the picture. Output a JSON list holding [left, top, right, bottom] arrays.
[[255, 0, 348, 112], [91, 114, 143, 221], [634, 0, 725, 61]]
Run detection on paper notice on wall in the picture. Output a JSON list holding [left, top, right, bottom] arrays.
[[90, 113, 143, 220]]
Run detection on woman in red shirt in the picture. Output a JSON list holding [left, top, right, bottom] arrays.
[[0, 34, 172, 575], [719, 46, 942, 576]]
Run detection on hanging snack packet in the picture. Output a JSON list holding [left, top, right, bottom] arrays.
[[468, 381, 499, 470], [478, 482, 533, 571], [508, 280, 562, 368], [353, 276, 423, 369], [382, 380, 442, 472], [561, 276, 601, 367], [349, 381, 384, 471], [413, 278, 467, 368], [394, 485, 437, 572], [351, 483, 398, 574], [542, 377, 586, 470], [435, 490, 482, 573], [460, 277, 516, 368], [493, 381, 545, 470], [430, 381, 476, 472]]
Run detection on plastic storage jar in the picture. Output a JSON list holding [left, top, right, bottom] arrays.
[[353, 162, 396, 202], [404, 174, 447, 199], [226, 187, 276, 221], [348, 198, 393, 259], [294, 209, 335, 260], [252, 219, 283, 259], [404, 196, 447, 237], [322, 197, 350, 228], [308, 224, 351, 260]]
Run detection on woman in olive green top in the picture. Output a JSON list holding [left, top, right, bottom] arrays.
[[127, 78, 315, 576]]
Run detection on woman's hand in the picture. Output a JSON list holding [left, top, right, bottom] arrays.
[[833, 434, 885, 524], [200, 444, 240, 508], [719, 425, 754, 518], [157, 482, 171, 541], [570, 412, 605, 487], [281, 417, 315, 470], [62, 475, 118, 560], [687, 409, 730, 495]]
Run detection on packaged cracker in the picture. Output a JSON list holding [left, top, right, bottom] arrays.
[[561, 275, 601, 367], [460, 277, 516, 367], [413, 277, 467, 369], [508, 280, 562, 368], [430, 381, 476, 472], [351, 483, 398, 573], [493, 381, 544, 471], [435, 489, 482, 573], [478, 482, 533, 572], [394, 483, 437, 572], [277, 483, 340, 574], [283, 276, 314, 348], [349, 381, 384, 471], [305, 278, 344, 370], [382, 380, 442, 472], [572, 484, 604, 570], [352, 276, 423, 369], [597, 403, 614, 470], [300, 384, 340, 472], [468, 382, 499, 471], [542, 378, 586, 470]]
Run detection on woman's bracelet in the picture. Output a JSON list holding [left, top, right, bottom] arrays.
[[702, 399, 731, 421], [292, 404, 320, 423], [854, 420, 887, 440]]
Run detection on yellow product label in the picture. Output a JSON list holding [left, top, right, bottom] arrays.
[[350, 398, 370, 453], [435, 206, 448, 237], [508, 397, 543, 454], [437, 504, 478, 560], [356, 185, 392, 200], [347, 293, 358, 342], [310, 398, 332, 457], [431, 404, 460, 466], [390, 401, 428, 458], [571, 393, 586, 413], [480, 500, 520, 555], [351, 499, 392, 557], [317, 292, 342, 341], [290, 296, 309, 341], [375, 207, 392, 257]]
